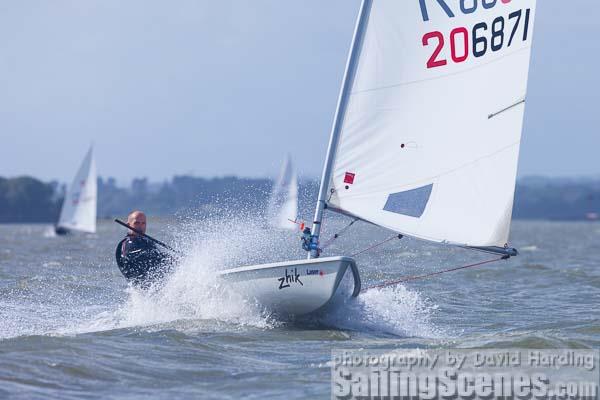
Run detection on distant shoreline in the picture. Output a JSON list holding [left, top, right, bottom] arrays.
[[1, 175, 598, 223]]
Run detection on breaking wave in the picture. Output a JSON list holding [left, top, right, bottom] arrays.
[[4, 208, 441, 340]]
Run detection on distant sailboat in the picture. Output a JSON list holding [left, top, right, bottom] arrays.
[[266, 155, 298, 230], [220, 0, 537, 316], [55, 146, 97, 235]]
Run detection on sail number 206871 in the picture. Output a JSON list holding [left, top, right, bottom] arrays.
[[419, 0, 532, 69]]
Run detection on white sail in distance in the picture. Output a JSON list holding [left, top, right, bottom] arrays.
[[267, 155, 298, 230], [326, 0, 537, 248], [57, 146, 97, 233]]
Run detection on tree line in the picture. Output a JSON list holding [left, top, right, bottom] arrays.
[[0, 175, 598, 223]]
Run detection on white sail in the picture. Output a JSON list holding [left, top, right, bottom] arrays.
[[57, 146, 97, 233], [326, 0, 537, 248], [267, 155, 298, 230]]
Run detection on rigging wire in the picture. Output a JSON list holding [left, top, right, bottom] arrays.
[[351, 234, 402, 257], [361, 255, 508, 293], [314, 206, 512, 292], [321, 217, 361, 250]]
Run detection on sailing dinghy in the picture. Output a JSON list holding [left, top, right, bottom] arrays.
[[266, 154, 298, 230], [55, 146, 97, 235], [220, 0, 537, 316]]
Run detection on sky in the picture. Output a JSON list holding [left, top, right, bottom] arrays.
[[0, 1, 597, 184]]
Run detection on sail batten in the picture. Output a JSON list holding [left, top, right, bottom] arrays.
[[325, 0, 537, 248], [348, 44, 533, 97]]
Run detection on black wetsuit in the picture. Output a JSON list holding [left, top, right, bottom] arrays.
[[115, 235, 172, 288]]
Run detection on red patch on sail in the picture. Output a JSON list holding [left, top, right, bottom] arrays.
[[344, 172, 356, 184]]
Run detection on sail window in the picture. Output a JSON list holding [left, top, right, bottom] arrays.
[[383, 184, 433, 218]]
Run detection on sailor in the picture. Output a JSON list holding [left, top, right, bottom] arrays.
[[115, 210, 173, 288]]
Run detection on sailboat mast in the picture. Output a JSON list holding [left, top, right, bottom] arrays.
[[309, 0, 372, 259]]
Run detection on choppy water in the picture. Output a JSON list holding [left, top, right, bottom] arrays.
[[0, 217, 598, 399]]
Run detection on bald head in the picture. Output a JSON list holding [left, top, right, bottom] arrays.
[[127, 210, 147, 236]]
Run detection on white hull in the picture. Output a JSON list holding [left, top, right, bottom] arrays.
[[219, 256, 360, 316]]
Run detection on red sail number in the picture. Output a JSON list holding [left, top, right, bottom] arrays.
[[450, 27, 469, 62], [423, 28, 470, 68], [422, 31, 447, 68]]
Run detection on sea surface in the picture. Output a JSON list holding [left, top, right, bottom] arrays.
[[0, 217, 598, 399]]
